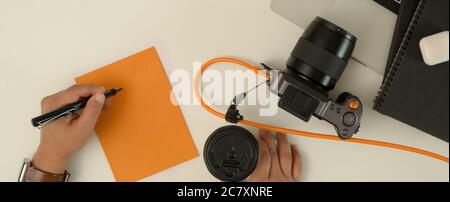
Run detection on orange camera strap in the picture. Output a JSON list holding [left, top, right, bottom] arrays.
[[194, 57, 449, 164]]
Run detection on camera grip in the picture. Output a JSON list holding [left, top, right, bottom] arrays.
[[315, 93, 363, 139]]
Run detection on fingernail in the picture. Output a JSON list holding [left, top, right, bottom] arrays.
[[94, 93, 105, 104]]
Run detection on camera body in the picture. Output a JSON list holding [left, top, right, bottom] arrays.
[[270, 72, 362, 139], [270, 17, 363, 139]]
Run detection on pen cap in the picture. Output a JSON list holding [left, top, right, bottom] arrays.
[[203, 126, 259, 182]]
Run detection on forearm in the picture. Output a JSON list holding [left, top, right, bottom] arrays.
[[32, 144, 68, 175]]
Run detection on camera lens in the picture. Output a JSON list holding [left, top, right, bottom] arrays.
[[287, 17, 357, 91]]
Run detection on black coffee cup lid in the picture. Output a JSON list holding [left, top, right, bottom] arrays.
[[204, 126, 259, 182]]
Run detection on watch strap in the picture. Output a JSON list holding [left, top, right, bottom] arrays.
[[19, 159, 70, 182]]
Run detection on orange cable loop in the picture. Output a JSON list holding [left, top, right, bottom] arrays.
[[194, 57, 449, 164]]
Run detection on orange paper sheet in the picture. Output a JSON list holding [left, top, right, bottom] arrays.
[[76, 47, 198, 182]]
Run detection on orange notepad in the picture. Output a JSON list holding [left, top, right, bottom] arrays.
[[76, 47, 198, 182]]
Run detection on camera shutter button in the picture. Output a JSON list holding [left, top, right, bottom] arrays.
[[343, 112, 357, 127], [349, 100, 359, 110]]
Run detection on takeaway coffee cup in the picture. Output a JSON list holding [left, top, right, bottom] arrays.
[[203, 126, 259, 182]]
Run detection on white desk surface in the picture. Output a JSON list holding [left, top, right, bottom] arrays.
[[0, 0, 448, 182]]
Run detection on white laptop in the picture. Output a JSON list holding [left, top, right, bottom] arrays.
[[271, 0, 398, 75]]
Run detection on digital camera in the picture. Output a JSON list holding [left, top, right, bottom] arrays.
[[269, 17, 363, 139]]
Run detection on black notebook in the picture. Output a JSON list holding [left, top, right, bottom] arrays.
[[374, 0, 449, 142], [383, 0, 421, 80]]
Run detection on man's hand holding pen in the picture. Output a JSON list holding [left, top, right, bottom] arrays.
[[32, 85, 109, 174]]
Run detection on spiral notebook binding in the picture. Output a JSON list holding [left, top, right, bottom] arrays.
[[374, 0, 428, 110]]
